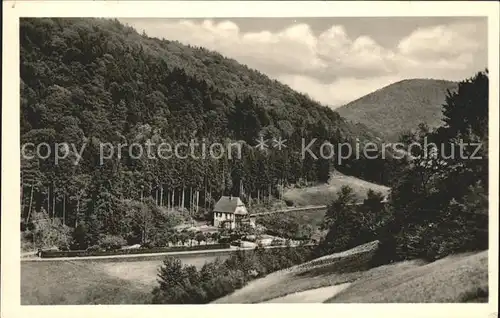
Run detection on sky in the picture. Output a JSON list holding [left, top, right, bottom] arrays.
[[120, 17, 487, 108]]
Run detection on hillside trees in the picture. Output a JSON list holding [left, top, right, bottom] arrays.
[[152, 246, 315, 304], [318, 186, 387, 255], [20, 18, 394, 247], [387, 70, 489, 261]]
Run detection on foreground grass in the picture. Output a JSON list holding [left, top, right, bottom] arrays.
[[21, 260, 152, 305], [328, 250, 488, 303], [21, 254, 229, 305], [213, 241, 488, 304]]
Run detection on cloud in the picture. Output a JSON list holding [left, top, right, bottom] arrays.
[[121, 18, 486, 107], [397, 23, 483, 59]]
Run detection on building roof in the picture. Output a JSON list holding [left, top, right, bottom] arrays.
[[213, 196, 247, 214]]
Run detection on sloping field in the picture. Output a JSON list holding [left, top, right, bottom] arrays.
[[328, 250, 488, 303], [21, 253, 229, 305], [213, 241, 488, 304], [213, 241, 381, 303], [284, 174, 390, 206]]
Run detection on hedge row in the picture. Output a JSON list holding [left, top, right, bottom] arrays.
[[40, 243, 231, 258]]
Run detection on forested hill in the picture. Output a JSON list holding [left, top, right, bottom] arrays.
[[20, 18, 390, 229], [336, 79, 458, 141], [21, 18, 379, 140]]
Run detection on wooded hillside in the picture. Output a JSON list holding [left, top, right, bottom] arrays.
[[20, 18, 390, 241], [337, 79, 458, 141]]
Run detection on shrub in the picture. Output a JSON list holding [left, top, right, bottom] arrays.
[[218, 236, 231, 244], [99, 234, 126, 250], [71, 222, 89, 250], [30, 211, 73, 250], [195, 232, 206, 245], [21, 231, 35, 252], [86, 244, 101, 252]]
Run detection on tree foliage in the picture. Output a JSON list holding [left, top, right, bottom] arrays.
[[388, 71, 489, 260], [20, 18, 393, 247], [152, 246, 314, 304]]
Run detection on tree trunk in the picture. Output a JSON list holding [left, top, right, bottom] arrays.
[[170, 189, 173, 210], [27, 184, 34, 222], [52, 183, 56, 221], [160, 185, 163, 207], [75, 196, 80, 227], [171, 190, 175, 211], [190, 187, 193, 215], [166, 189, 170, 210], [282, 180, 285, 202], [143, 207, 147, 243], [196, 190, 199, 214], [204, 178, 208, 210], [181, 186, 185, 212], [63, 192, 66, 225], [47, 186, 50, 217]]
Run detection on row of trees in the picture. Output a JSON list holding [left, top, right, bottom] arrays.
[[21, 198, 191, 251]]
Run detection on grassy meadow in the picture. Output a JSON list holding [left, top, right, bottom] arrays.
[[284, 173, 390, 206], [21, 253, 229, 305]]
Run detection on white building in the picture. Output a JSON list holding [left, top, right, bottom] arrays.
[[213, 196, 248, 229]]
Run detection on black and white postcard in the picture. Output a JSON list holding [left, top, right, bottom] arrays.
[[1, 1, 499, 318]]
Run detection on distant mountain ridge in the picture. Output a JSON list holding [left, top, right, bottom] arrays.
[[336, 79, 458, 141]]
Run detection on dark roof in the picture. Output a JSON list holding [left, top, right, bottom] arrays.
[[213, 196, 247, 214]]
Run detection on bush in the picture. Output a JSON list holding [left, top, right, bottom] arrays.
[[141, 241, 153, 249], [218, 236, 231, 244], [86, 244, 101, 252], [30, 211, 73, 250], [318, 187, 387, 257], [99, 234, 126, 251], [21, 231, 35, 252]]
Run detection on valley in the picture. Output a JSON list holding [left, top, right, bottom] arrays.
[[17, 17, 490, 307]]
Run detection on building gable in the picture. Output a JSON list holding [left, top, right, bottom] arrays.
[[213, 196, 247, 214]]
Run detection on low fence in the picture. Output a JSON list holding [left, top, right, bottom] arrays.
[[39, 243, 231, 258]]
